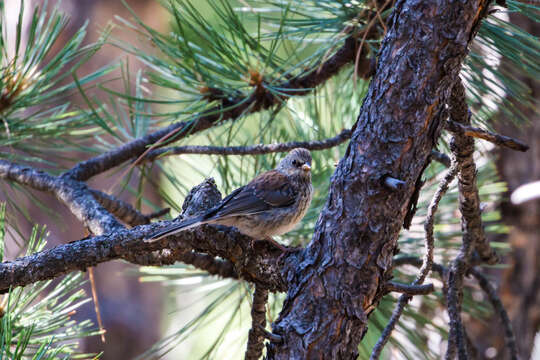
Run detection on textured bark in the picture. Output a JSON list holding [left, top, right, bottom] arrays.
[[0, 160, 123, 235], [465, 10, 540, 360], [245, 286, 269, 360], [267, 0, 490, 358], [0, 179, 286, 293]]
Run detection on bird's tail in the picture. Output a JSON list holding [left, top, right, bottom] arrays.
[[145, 215, 208, 242]]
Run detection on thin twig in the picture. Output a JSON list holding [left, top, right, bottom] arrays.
[[88, 267, 106, 343], [370, 161, 458, 360], [469, 268, 519, 360], [445, 120, 529, 152], [142, 129, 352, 162], [386, 281, 434, 295], [394, 257, 519, 360], [431, 150, 451, 167], [394, 256, 445, 277], [245, 285, 269, 360]]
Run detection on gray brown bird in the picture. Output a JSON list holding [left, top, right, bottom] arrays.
[[147, 148, 313, 245]]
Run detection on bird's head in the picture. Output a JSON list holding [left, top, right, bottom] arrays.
[[277, 148, 312, 180]]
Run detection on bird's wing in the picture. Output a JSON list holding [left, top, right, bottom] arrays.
[[209, 170, 297, 218]]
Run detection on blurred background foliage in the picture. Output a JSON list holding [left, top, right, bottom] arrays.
[[0, 0, 538, 359]]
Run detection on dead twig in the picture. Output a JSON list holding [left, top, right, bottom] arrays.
[[370, 161, 458, 360], [469, 268, 519, 360], [445, 119, 529, 152], [385, 281, 434, 295]]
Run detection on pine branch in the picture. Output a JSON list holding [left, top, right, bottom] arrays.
[[142, 129, 352, 162], [0, 222, 285, 293], [62, 36, 366, 182], [0, 160, 122, 235], [450, 81, 499, 265], [0, 179, 287, 293]]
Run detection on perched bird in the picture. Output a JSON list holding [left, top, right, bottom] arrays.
[[147, 148, 313, 247]]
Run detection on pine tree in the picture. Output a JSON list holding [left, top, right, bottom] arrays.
[[0, 1, 538, 359]]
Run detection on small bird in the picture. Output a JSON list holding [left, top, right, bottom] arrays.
[[147, 148, 313, 247]]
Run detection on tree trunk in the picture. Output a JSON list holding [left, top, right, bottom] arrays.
[[267, 0, 491, 358]]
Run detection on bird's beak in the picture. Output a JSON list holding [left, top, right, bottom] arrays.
[[302, 163, 311, 172]]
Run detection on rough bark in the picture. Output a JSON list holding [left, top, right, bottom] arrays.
[[0, 179, 286, 293], [267, 0, 490, 358], [466, 10, 540, 360]]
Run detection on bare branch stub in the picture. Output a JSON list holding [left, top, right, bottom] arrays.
[[431, 150, 451, 168], [385, 281, 434, 295], [445, 120, 529, 152]]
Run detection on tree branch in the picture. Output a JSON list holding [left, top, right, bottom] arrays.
[[245, 285, 269, 360], [62, 35, 368, 182], [142, 129, 352, 162], [0, 179, 287, 293], [0, 221, 286, 293], [90, 189, 169, 226], [446, 79, 498, 360], [0, 160, 122, 235], [445, 120, 529, 152]]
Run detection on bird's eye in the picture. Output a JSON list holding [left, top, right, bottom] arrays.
[[292, 159, 301, 167]]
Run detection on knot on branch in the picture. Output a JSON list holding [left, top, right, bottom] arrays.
[[181, 177, 222, 217]]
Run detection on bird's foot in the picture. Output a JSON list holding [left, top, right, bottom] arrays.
[[254, 237, 297, 253]]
